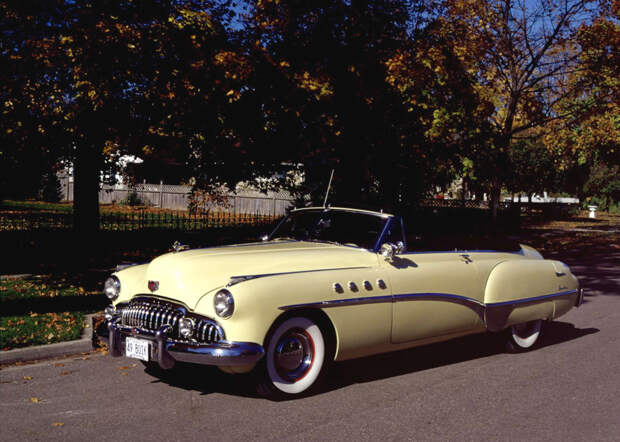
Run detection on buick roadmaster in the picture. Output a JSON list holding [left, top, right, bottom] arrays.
[[103, 207, 583, 399]]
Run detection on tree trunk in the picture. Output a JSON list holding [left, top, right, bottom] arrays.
[[489, 179, 501, 227], [73, 143, 101, 233]]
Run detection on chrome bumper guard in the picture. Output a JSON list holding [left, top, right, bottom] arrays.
[[107, 321, 264, 370], [575, 288, 585, 307]]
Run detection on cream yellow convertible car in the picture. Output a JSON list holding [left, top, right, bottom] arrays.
[[104, 207, 583, 398]]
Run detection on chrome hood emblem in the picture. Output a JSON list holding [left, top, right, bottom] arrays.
[[171, 240, 189, 253]]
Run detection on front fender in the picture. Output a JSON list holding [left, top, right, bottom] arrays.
[[193, 265, 392, 361], [113, 264, 149, 305]]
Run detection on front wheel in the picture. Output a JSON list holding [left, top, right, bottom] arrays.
[[507, 319, 543, 352], [257, 316, 327, 399]]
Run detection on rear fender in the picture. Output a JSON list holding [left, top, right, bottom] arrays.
[[483, 260, 577, 331]]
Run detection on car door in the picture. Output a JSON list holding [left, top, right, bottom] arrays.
[[383, 249, 484, 344]]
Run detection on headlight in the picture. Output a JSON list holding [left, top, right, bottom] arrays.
[[104, 276, 121, 300], [214, 289, 234, 318], [179, 317, 195, 338]]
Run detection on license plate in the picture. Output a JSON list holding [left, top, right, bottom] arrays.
[[125, 337, 150, 361]]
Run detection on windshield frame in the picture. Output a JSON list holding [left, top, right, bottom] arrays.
[[268, 207, 402, 253]]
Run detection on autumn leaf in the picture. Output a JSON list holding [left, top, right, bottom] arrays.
[[23, 376, 32, 381], [30, 397, 40, 403], [51, 422, 65, 427]]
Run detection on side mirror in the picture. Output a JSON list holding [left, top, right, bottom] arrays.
[[380, 241, 406, 261], [380, 243, 396, 261]]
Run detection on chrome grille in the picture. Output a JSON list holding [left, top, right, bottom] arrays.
[[118, 297, 223, 344]]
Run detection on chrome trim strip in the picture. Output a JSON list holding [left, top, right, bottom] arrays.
[[279, 289, 578, 314], [401, 250, 523, 255], [292, 206, 394, 218], [279, 295, 393, 310], [227, 266, 372, 287], [393, 292, 484, 307], [486, 289, 578, 307]]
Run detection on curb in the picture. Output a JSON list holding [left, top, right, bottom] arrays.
[[0, 314, 96, 365]]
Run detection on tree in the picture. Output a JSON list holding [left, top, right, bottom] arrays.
[[195, 0, 483, 211], [583, 161, 620, 211], [506, 138, 562, 200], [541, 1, 619, 201], [433, 0, 600, 219], [0, 1, 235, 231]]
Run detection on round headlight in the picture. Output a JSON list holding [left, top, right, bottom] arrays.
[[214, 289, 234, 318], [179, 317, 195, 339], [104, 276, 121, 300]]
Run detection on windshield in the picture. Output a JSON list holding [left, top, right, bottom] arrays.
[[269, 209, 389, 250]]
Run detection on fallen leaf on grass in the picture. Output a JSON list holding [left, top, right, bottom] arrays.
[[30, 397, 39, 403], [51, 422, 65, 427], [23, 376, 32, 381]]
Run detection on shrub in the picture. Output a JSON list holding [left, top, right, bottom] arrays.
[[39, 171, 62, 202], [121, 190, 147, 207]]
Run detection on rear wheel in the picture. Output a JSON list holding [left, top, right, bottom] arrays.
[[257, 316, 327, 399], [507, 319, 543, 352]]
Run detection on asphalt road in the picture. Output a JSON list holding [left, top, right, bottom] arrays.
[[1, 253, 618, 441]]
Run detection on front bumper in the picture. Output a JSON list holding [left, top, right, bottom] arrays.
[[106, 321, 264, 370]]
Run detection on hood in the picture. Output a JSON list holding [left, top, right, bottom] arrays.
[[141, 241, 378, 309]]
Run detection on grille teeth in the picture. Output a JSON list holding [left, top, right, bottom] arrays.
[[119, 299, 222, 343]]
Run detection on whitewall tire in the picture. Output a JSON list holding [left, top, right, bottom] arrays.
[[258, 316, 326, 398], [508, 319, 543, 351]]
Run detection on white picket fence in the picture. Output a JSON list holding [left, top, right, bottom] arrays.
[[59, 177, 296, 216]]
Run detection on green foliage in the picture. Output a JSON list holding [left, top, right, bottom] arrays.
[[507, 139, 562, 197], [121, 190, 147, 207], [0, 312, 84, 350], [583, 162, 620, 212], [0, 0, 615, 218], [39, 171, 63, 203]]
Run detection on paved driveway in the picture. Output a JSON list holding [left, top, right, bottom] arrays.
[[1, 253, 618, 441]]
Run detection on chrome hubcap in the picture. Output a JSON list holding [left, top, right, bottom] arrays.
[[274, 329, 313, 381]]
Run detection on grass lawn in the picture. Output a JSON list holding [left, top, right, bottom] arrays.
[[0, 312, 84, 350], [0, 274, 106, 351]]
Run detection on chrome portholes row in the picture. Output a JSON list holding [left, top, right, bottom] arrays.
[[333, 279, 387, 294]]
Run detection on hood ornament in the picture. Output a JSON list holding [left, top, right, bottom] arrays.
[[171, 240, 189, 253], [148, 280, 159, 292]]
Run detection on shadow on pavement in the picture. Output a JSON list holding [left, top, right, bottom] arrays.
[[140, 321, 598, 399]]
